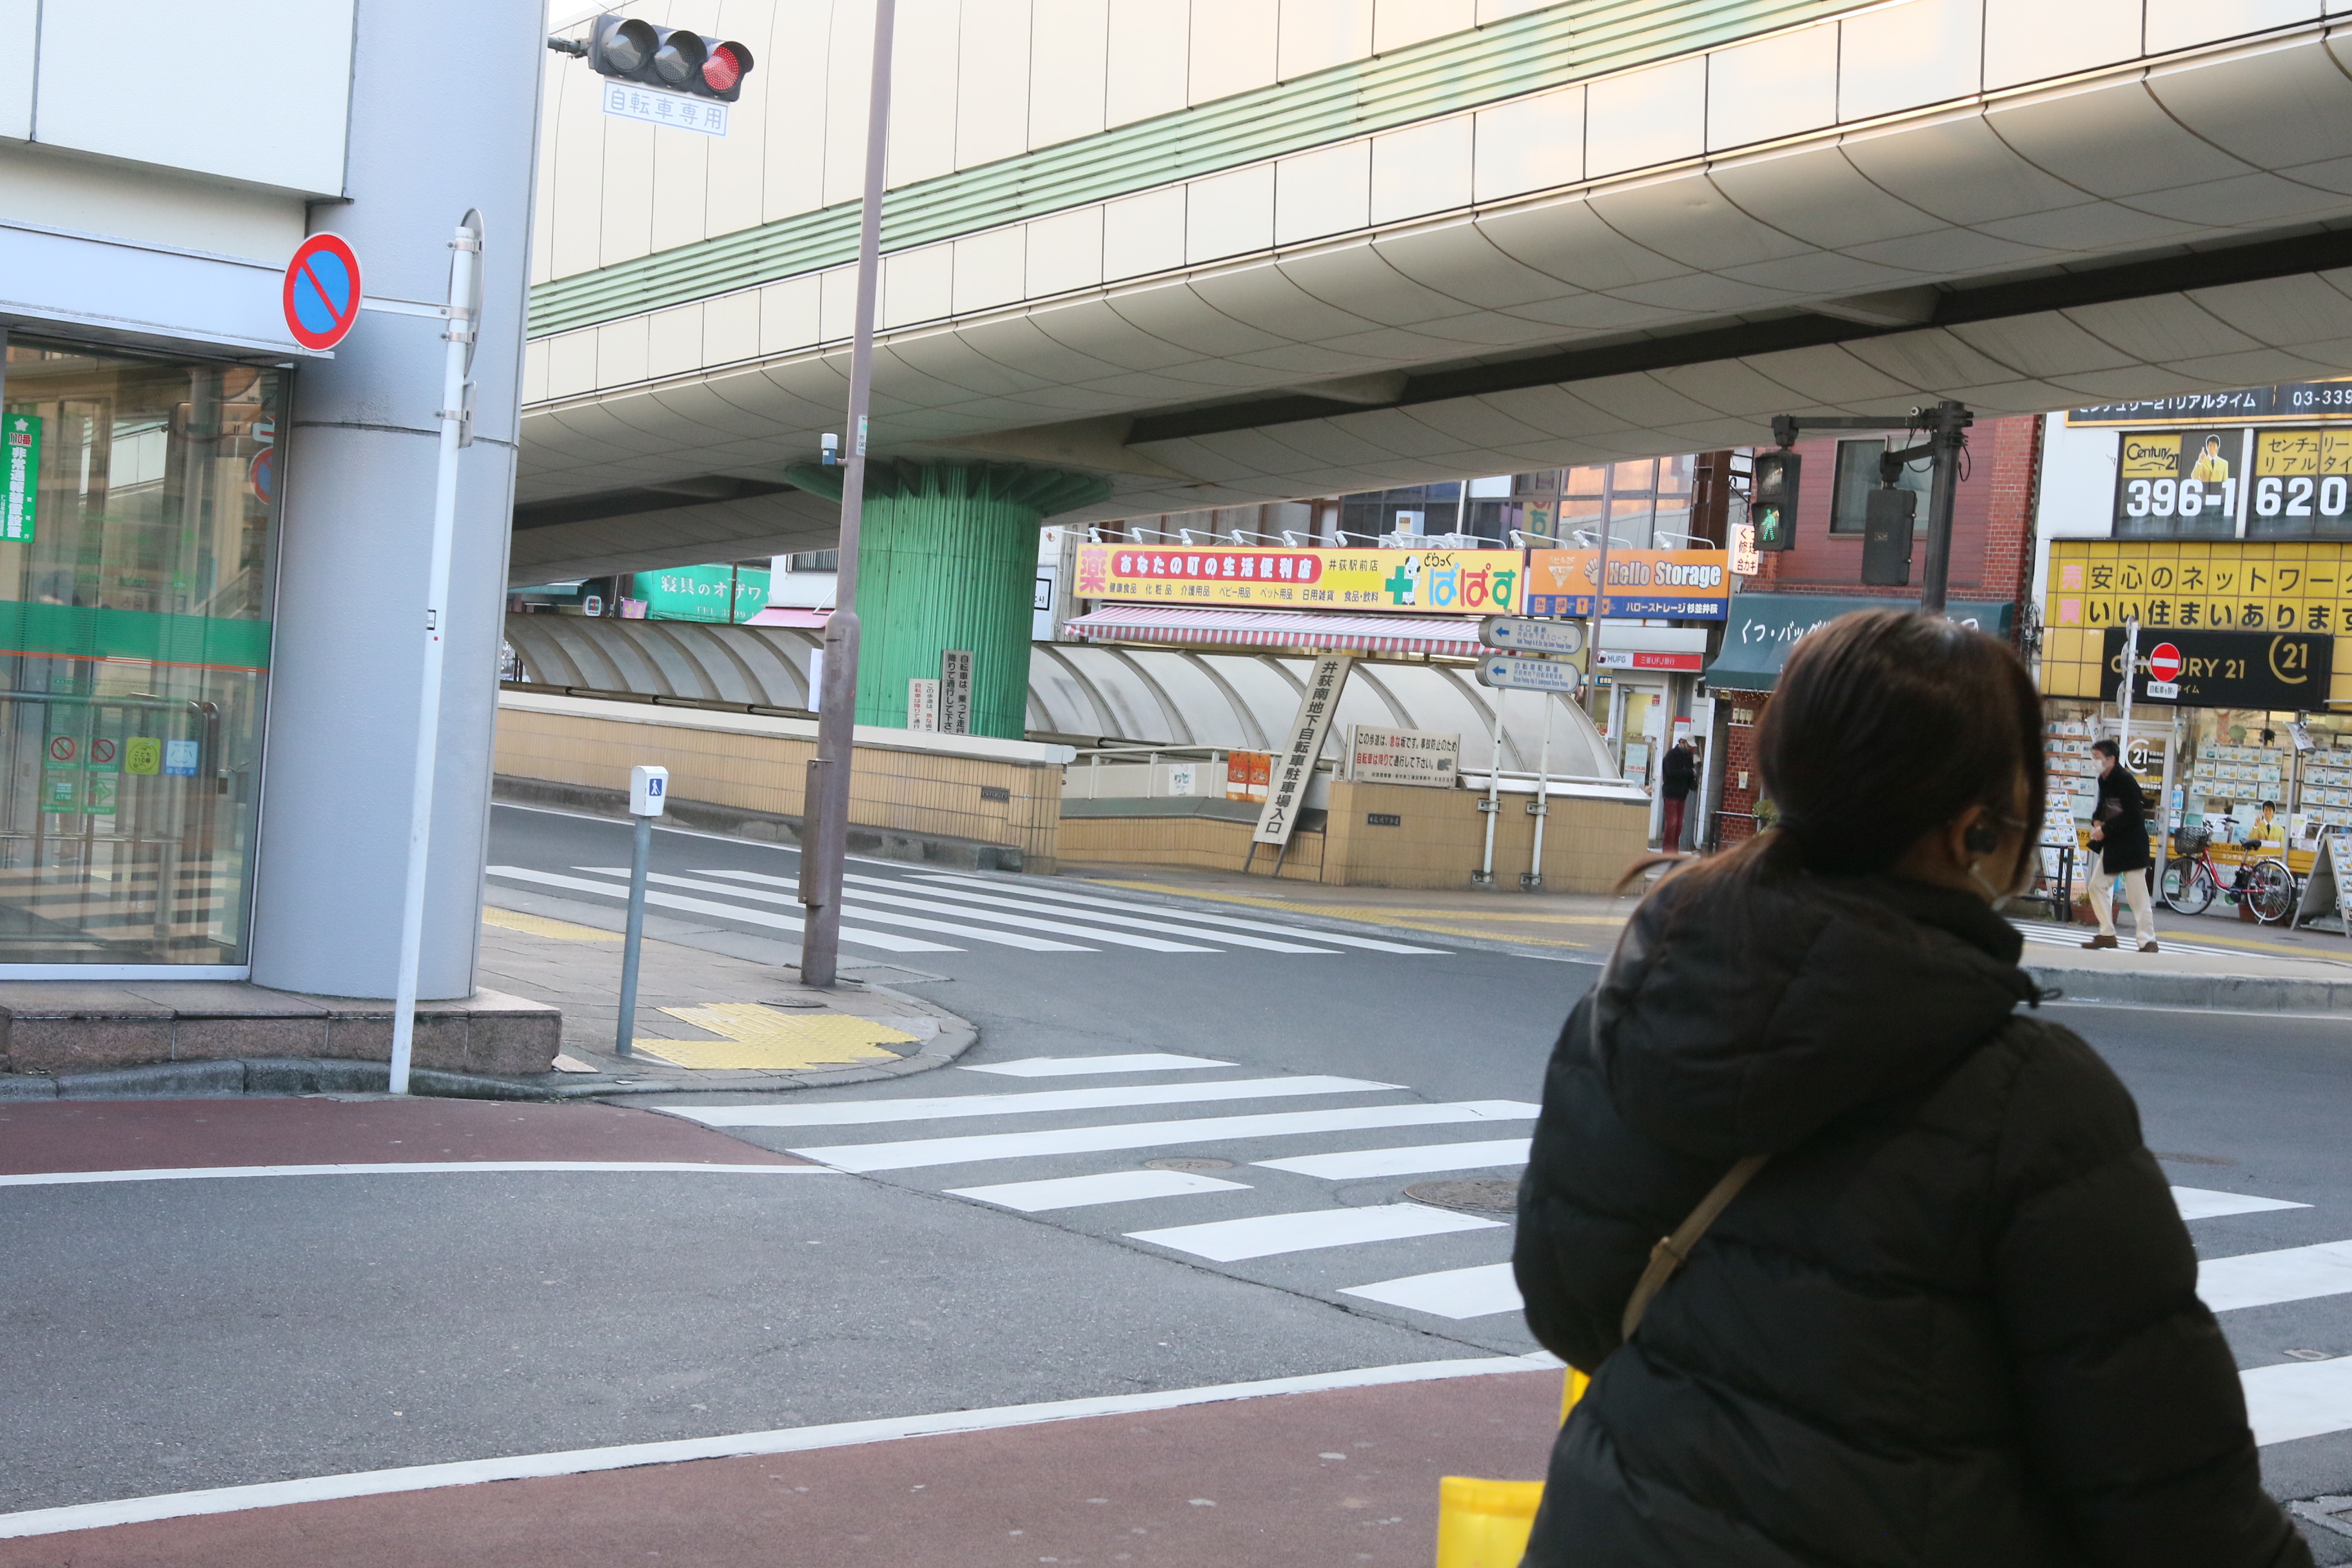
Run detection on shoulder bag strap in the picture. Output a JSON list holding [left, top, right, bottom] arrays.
[[1621, 1153, 1769, 1342]]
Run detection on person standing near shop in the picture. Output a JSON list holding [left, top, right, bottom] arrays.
[[1659, 738, 1698, 850], [2085, 738, 2159, 952]]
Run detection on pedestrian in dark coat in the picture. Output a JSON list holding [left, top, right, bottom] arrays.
[[1658, 738, 1698, 849], [1513, 609, 2308, 1568], [2084, 737, 2157, 950]]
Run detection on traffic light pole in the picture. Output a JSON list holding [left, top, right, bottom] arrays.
[[798, 0, 896, 990], [388, 213, 482, 1095], [1765, 401, 1972, 614]]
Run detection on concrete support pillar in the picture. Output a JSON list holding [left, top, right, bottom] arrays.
[[789, 461, 1110, 739], [247, 0, 542, 999]]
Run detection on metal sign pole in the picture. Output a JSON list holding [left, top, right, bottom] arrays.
[[387, 213, 481, 1095], [799, 0, 897, 990], [614, 765, 667, 1057]]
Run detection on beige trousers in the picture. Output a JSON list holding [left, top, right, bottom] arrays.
[[2088, 851, 2157, 944]]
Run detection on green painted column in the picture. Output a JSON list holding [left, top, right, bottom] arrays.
[[785, 460, 1111, 740]]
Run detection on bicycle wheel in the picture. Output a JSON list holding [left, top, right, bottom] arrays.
[[2161, 860, 2213, 916], [2244, 859, 2297, 925]]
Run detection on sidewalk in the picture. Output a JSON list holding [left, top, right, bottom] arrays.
[[475, 886, 974, 1095], [1060, 860, 2352, 1013], [0, 1361, 1567, 1567]]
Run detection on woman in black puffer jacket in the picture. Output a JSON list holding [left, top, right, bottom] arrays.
[[1513, 609, 2310, 1568]]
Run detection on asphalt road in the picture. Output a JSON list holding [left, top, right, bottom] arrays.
[[1, 802, 2347, 1562]]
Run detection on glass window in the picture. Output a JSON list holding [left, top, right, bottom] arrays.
[[0, 336, 278, 968], [2112, 429, 2238, 538], [2247, 427, 2352, 539], [1829, 438, 1933, 534]]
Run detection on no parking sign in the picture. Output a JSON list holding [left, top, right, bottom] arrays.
[[282, 234, 364, 351]]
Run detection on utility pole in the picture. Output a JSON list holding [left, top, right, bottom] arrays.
[[798, 0, 897, 989]]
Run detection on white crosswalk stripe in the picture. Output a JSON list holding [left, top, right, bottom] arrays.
[[2173, 1186, 2311, 1220], [2010, 919, 2247, 958], [1342, 1263, 1522, 1320], [961, 1054, 1234, 1077], [1258, 1140, 1533, 1181], [910, 871, 1449, 954], [1128, 1203, 1501, 1261], [625, 869, 1220, 953], [484, 867, 956, 953], [2198, 1239, 2352, 1313], [666, 1075, 1400, 1128], [580, 868, 1149, 952], [946, 1170, 1250, 1211]]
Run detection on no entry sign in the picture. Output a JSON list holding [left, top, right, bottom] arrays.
[[283, 233, 364, 351], [2146, 642, 2183, 683]]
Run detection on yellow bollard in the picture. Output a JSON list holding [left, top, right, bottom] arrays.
[[1561, 1366, 1589, 1424], [1434, 1476, 1544, 1568]]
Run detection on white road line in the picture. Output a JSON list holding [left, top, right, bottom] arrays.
[[2173, 1186, 2312, 1220], [2200, 1239, 2352, 1313], [790, 1100, 1542, 1173], [1341, 1263, 1524, 1320], [0, 1162, 836, 1187], [576, 869, 1099, 953], [908, 872, 1450, 954], [678, 867, 1245, 954], [2012, 922, 2242, 957], [959, 1054, 1235, 1077], [2244, 1355, 2352, 1447], [1257, 1139, 1533, 1181], [663, 1074, 1401, 1128], [1128, 1202, 1502, 1262], [945, 1170, 1251, 1211], [484, 867, 956, 954], [0, 1352, 1563, 1539], [839, 873, 1340, 954]]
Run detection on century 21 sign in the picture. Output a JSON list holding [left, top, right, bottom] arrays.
[[2099, 627, 2328, 709]]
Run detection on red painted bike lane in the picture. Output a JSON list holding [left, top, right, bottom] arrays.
[[0, 1368, 1564, 1567]]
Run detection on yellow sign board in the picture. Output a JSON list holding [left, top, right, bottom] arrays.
[[2040, 540, 2352, 703], [1072, 544, 1522, 614]]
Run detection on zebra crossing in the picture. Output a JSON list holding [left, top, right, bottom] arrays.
[[2009, 917, 2248, 958], [482, 862, 1447, 959], [666, 1054, 2352, 1446]]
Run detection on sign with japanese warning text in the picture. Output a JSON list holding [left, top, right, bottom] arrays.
[[1075, 545, 1521, 614], [1255, 654, 1351, 847], [3, 412, 38, 542]]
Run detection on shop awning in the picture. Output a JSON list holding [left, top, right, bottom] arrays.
[[740, 606, 832, 629], [1064, 605, 1484, 655], [1707, 593, 2017, 693]]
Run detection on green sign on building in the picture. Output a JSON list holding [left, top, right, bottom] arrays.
[[628, 563, 770, 623], [3, 412, 38, 543]]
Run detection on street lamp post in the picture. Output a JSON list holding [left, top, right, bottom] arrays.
[[798, 0, 897, 989]]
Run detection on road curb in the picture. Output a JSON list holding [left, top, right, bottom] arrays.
[[2028, 964, 2352, 1014], [0, 985, 981, 1103]]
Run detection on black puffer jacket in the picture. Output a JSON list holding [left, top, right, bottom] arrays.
[[1513, 868, 2309, 1568]]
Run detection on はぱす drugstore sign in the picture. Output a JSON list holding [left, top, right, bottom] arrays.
[[1074, 545, 1521, 614]]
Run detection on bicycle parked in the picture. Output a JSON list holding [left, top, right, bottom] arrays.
[[2159, 816, 2297, 923]]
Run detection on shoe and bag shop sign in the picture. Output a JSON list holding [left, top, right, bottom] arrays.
[[2041, 541, 2347, 709]]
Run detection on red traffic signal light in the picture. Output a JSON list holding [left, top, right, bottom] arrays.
[[563, 17, 755, 103]]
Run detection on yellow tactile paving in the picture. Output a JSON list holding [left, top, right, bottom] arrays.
[[634, 1003, 919, 1071], [483, 907, 622, 941]]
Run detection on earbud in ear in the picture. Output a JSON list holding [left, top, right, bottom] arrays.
[[1963, 822, 1999, 856]]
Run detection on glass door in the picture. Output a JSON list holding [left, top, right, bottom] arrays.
[[0, 335, 277, 971]]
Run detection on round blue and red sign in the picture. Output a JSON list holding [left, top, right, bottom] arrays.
[[282, 233, 364, 351], [248, 447, 275, 505]]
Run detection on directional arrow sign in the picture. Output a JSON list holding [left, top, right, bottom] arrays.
[[1480, 615, 1585, 655], [1477, 653, 1583, 694]]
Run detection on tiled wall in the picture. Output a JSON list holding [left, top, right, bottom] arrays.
[[1324, 780, 1649, 892], [1057, 812, 1330, 881], [495, 699, 1064, 865]]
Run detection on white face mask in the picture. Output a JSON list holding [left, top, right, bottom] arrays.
[[1968, 811, 2037, 903]]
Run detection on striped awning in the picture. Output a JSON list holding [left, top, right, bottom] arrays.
[[1064, 605, 1484, 655]]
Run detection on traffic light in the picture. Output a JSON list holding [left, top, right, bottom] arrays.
[[558, 17, 756, 101], [1860, 486, 1915, 585], [1752, 447, 1799, 551]]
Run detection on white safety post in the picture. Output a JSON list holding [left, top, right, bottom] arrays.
[[614, 765, 669, 1057], [387, 212, 482, 1096], [1475, 691, 1507, 886], [1524, 694, 1553, 890]]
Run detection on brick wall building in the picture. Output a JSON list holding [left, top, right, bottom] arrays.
[[1710, 415, 2043, 843]]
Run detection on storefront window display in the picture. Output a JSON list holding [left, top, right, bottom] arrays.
[[0, 335, 277, 969]]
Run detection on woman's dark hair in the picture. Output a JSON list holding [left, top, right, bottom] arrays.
[[1693, 610, 2044, 888]]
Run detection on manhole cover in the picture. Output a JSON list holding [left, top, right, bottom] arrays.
[[1405, 1179, 1519, 1215], [1144, 1157, 1233, 1171]]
